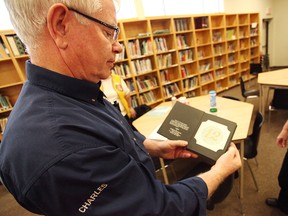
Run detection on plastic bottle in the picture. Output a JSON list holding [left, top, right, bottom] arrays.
[[209, 90, 217, 112]]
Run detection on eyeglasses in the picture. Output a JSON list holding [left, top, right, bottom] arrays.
[[68, 7, 120, 43]]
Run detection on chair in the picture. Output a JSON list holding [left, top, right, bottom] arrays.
[[207, 173, 236, 210], [243, 112, 264, 191], [239, 76, 259, 101], [180, 161, 243, 213], [222, 95, 241, 101], [249, 63, 263, 86], [250, 63, 263, 76], [152, 157, 176, 184]]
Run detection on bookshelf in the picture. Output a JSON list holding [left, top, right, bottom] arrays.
[[115, 13, 260, 107], [0, 13, 261, 140], [0, 30, 29, 140]]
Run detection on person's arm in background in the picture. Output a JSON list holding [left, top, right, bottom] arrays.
[[277, 120, 288, 148], [144, 139, 241, 199], [121, 78, 137, 118], [124, 94, 137, 118]]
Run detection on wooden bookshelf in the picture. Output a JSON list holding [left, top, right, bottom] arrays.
[[0, 13, 261, 139], [0, 30, 29, 139], [115, 13, 261, 107]]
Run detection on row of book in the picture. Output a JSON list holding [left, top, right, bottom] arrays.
[[154, 37, 168, 53], [215, 69, 226, 79], [125, 79, 136, 92], [131, 58, 153, 75], [226, 29, 237, 41], [216, 80, 226, 91], [229, 77, 238, 85], [240, 54, 249, 62], [162, 83, 181, 97], [199, 62, 211, 72], [6, 34, 27, 56], [212, 31, 223, 43], [139, 91, 156, 104], [239, 30, 248, 39], [214, 44, 225, 55], [180, 66, 189, 78], [157, 53, 173, 69], [131, 95, 139, 108], [227, 42, 237, 52], [214, 58, 225, 69], [0, 34, 27, 59], [179, 49, 193, 63], [174, 19, 189, 32], [160, 69, 172, 82], [228, 53, 237, 64], [0, 38, 10, 59], [200, 72, 214, 84], [240, 40, 249, 49], [0, 95, 13, 111], [115, 43, 126, 61], [250, 22, 258, 36], [111, 63, 131, 78], [251, 38, 258, 47], [197, 49, 207, 59], [127, 39, 153, 58], [136, 76, 158, 92], [0, 118, 8, 134], [194, 17, 209, 29], [183, 77, 198, 91], [176, 35, 189, 49], [185, 90, 197, 98], [228, 65, 237, 74]]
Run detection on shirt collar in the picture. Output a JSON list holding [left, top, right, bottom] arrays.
[[26, 60, 104, 104]]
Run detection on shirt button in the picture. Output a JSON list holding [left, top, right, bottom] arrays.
[[91, 99, 96, 102]]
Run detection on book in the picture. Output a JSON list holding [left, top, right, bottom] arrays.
[[13, 35, 26, 55], [157, 101, 237, 164], [0, 117, 8, 134], [6, 35, 20, 56], [0, 95, 12, 110], [0, 38, 10, 58]]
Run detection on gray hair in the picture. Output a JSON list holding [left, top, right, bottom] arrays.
[[3, 0, 103, 50]]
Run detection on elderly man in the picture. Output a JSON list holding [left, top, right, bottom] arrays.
[[0, 0, 241, 215]]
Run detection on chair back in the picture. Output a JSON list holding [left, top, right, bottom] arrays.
[[182, 162, 234, 210], [244, 112, 264, 159], [207, 172, 234, 210], [222, 96, 240, 101], [239, 77, 246, 98], [271, 88, 288, 109], [133, 104, 152, 119], [251, 112, 264, 144], [250, 63, 262, 75]]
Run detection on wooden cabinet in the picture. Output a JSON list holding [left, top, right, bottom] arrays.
[[116, 13, 260, 107], [0, 13, 261, 139], [0, 30, 29, 140]]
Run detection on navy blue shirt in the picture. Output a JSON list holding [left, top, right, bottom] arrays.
[[0, 61, 208, 216]]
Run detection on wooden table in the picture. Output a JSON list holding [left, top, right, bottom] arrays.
[[258, 68, 288, 116], [133, 95, 254, 198]]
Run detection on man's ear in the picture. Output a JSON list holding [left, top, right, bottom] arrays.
[[46, 4, 70, 49]]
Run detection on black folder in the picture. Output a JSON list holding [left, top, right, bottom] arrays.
[[157, 101, 237, 164]]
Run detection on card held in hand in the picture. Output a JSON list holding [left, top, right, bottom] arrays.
[[157, 101, 237, 164]]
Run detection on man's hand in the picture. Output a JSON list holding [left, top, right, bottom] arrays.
[[143, 139, 198, 159]]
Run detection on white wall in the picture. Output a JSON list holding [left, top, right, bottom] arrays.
[[224, 0, 284, 67], [0, 0, 13, 30], [269, 0, 288, 67]]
